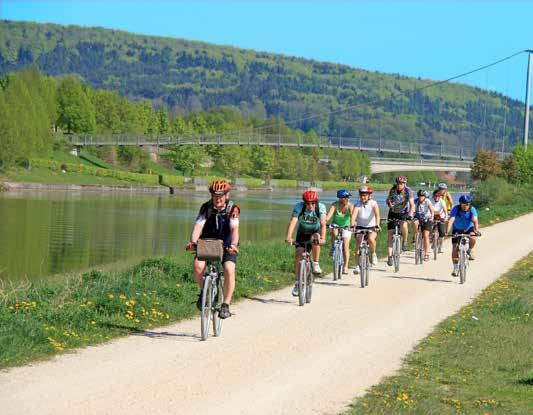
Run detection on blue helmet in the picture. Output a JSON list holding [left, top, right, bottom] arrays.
[[459, 194, 472, 204], [336, 189, 351, 199]]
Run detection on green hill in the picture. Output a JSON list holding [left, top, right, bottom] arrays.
[[0, 19, 526, 150]]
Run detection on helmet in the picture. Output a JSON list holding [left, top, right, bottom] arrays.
[[358, 186, 373, 194], [395, 175, 407, 184], [417, 189, 430, 198], [209, 179, 231, 195], [459, 194, 472, 204], [336, 189, 352, 198], [302, 190, 319, 203], [438, 183, 448, 189]]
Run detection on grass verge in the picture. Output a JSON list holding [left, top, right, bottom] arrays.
[[0, 240, 330, 369], [345, 252, 533, 415]]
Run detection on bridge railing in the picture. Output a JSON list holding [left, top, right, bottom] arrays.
[[62, 132, 485, 160]]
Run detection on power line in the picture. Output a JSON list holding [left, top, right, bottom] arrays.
[[231, 49, 527, 135]]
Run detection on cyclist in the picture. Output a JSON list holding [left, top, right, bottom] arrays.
[[432, 190, 447, 253], [386, 175, 415, 266], [285, 190, 327, 296], [438, 183, 454, 213], [325, 189, 354, 275], [446, 194, 481, 277], [351, 186, 380, 273], [412, 189, 435, 261], [186, 179, 240, 319]]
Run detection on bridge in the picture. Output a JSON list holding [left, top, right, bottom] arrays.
[[63, 133, 482, 173]]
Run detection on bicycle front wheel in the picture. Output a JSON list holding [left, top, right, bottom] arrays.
[[212, 277, 224, 337], [432, 229, 438, 260], [360, 247, 367, 288], [305, 269, 313, 303], [364, 248, 370, 286], [459, 249, 467, 284], [200, 275, 213, 341], [298, 260, 307, 306], [393, 236, 401, 273], [415, 232, 422, 265]]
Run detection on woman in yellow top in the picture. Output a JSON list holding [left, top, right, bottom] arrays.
[[438, 183, 454, 213], [326, 189, 354, 274]]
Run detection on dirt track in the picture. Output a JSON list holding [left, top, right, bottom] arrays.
[[1, 213, 532, 415]]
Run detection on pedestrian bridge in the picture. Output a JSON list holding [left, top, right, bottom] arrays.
[[370, 158, 471, 174]]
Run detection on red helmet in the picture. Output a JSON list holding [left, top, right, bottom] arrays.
[[209, 179, 231, 195], [395, 175, 407, 184], [358, 185, 373, 194], [302, 190, 319, 202]]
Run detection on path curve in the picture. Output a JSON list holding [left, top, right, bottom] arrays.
[[1, 214, 532, 415]]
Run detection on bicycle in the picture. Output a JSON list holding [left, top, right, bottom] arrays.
[[385, 218, 410, 273], [329, 224, 350, 281], [451, 231, 480, 284], [292, 240, 318, 306], [354, 228, 377, 288]]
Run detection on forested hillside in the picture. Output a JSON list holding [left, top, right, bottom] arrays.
[[0, 20, 526, 151]]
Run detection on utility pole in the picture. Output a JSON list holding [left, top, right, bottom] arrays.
[[524, 50, 533, 147]]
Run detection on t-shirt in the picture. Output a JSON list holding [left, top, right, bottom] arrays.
[[450, 205, 478, 231], [432, 199, 448, 220], [292, 201, 327, 234], [387, 185, 413, 214], [355, 199, 378, 228], [330, 201, 352, 228], [414, 198, 433, 221]]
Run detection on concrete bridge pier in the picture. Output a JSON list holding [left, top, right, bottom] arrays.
[[145, 145, 160, 163]]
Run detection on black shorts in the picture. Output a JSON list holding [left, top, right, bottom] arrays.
[[433, 221, 446, 238], [452, 227, 474, 244], [415, 219, 433, 232], [387, 211, 408, 231], [295, 231, 318, 252]]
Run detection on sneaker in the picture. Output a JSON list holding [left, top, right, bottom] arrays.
[[342, 268, 349, 275], [451, 267, 459, 277], [218, 303, 231, 319], [402, 243, 408, 253], [467, 249, 475, 260], [195, 292, 202, 311], [387, 256, 393, 266], [311, 261, 322, 274], [371, 253, 378, 266], [438, 247, 444, 254], [292, 283, 299, 297], [353, 265, 361, 274]]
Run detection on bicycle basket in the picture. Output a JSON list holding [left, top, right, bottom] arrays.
[[196, 239, 224, 261]]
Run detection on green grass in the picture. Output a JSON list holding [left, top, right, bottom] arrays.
[[345, 253, 533, 415], [0, 240, 330, 369]]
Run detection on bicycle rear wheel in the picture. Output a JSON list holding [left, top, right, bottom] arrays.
[[200, 275, 213, 341], [212, 276, 223, 337], [298, 260, 307, 306]]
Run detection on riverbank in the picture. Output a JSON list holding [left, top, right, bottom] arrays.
[[345, 252, 532, 414]]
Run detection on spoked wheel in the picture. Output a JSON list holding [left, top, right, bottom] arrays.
[[212, 277, 223, 337], [298, 260, 307, 306], [393, 236, 401, 273], [200, 275, 213, 341], [459, 249, 467, 284]]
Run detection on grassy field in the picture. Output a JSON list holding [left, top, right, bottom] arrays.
[[345, 252, 533, 415], [0, 240, 332, 369]]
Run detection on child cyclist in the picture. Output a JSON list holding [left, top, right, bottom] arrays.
[[351, 186, 381, 273], [285, 190, 327, 296], [325, 189, 355, 275], [412, 189, 434, 261]]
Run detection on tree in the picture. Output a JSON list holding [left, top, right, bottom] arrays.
[[57, 76, 96, 133], [249, 146, 275, 179], [511, 145, 533, 184], [169, 145, 207, 175], [158, 107, 170, 133], [471, 150, 502, 181]]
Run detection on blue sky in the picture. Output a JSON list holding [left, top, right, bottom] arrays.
[[2, 1, 532, 102]]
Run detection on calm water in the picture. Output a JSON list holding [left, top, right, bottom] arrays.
[[0, 190, 394, 282]]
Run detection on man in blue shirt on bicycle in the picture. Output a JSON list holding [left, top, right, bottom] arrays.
[[285, 190, 327, 296], [446, 194, 481, 277]]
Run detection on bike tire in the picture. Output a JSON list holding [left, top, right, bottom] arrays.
[[298, 260, 306, 306], [212, 276, 223, 337], [305, 270, 313, 303], [432, 229, 438, 260], [200, 275, 213, 341], [365, 249, 370, 287], [415, 232, 422, 265], [393, 236, 401, 273], [333, 242, 343, 281], [360, 248, 367, 288], [459, 249, 467, 284]]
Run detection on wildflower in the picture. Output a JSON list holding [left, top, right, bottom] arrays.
[[108, 294, 114, 299]]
